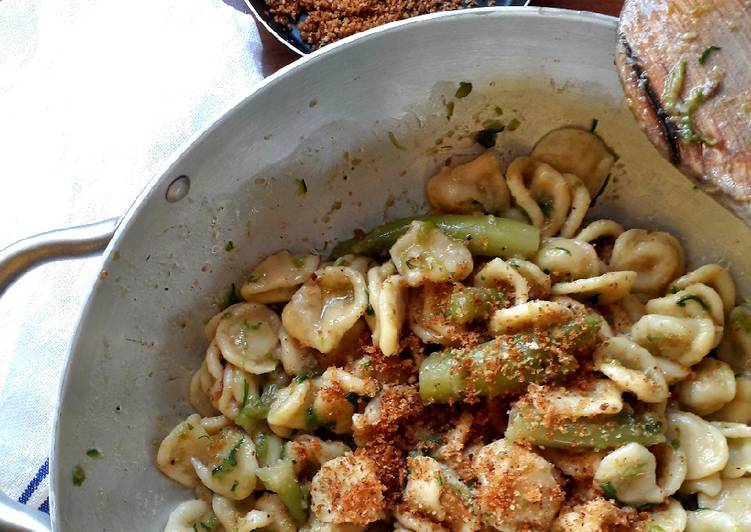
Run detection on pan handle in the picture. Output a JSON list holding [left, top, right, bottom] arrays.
[[0, 218, 119, 296], [0, 493, 51, 532]]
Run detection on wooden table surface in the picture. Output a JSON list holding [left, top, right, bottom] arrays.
[[249, 0, 625, 75]]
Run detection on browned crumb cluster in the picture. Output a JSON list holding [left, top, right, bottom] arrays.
[[264, 0, 485, 49]]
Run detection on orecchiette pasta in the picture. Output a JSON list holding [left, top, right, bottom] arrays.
[[282, 266, 368, 353], [489, 300, 572, 336], [191, 428, 258, 499], [593, 442, 663, 505], [647, 498, 687, 532], [593, 337, 669, 403], [558, 173, 591, 238], [631, 313, 715, 367], [215, 303, 282, 374], [576, 219, 625, 244], [426, 151, 511, 214], [528, 380, 623, 419], [390, 221, 473, 287], [716, 424, 751, 479], [254, 493, 296, 532], [402, 456, 445, 519], [645, 283, 724, 346], [698, 478, 751, 530], [609, 229, 685, 295], [685, 509, 740, 531], [717, 305, 751, 376], [157, 414, 212, 487], [366, 262, 407, 356], [163, 500, 217, 532], [474, 257, 530, 304], [506, 258, 551, 299], [674, 358, 736, 416], [551, 270, 636, 305], [535, 237, 601, 282], [278, 327, 317, 376], [710, 377, 751, 424], [680, 472, 723, 497], [668, 411, 728, 480], [212, 494, 273, 531], [552, 498, 640, 532], [241, 251, 320, 304], [670, 264, 736, 313]]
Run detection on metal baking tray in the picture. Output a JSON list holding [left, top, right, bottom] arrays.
[[244, 0, 531, 55]]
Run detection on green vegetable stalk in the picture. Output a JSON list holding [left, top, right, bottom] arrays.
[[419, 315, 601, 403], [447, 287, 506, 324], [235, 383, 277, 432], [256, 459, 308, 524], [505, 404, 666, 450], [330, 215, 540, 260]]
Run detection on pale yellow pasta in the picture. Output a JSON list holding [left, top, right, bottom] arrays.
[[717, 305, 751, 376], [278, 327, 316, 376], [285, 435, 351, 475], [528, 380, 623, 419], [647, 498, 687, 532], [489, 300, 572, 336], [212, 494, 273, 532], [301, 517, 364, 532], [282, 266, 368, 353], [710, 377, 751, 424], [685, 509, 740, 531], [311, 368, 378, 434], [407, 283, 460, 346], [698, 478, 751, 530], [671, 264, 736, 313], [576, 219, 625, 244], [675, 358, 736, 416], [551, 270, 636, 305], [609, 229, 685, 295], [680, 473, 723, 497], [215, 303, 282, 374], [393, 506, 444, 532], [163, 500, 215, 532], [474, 257, 529, 304], [254, 493, 296, 532], [506, 157, 572, 237], [631, 314, 715, 367], [594, 443, 664, 505], [241, 250, 320, 304], [267, 379, 313, 432], [366, 262, 407, 356], [473, 439, 563, 531], [535, 237, 601, 282], [389, 221, 473, 287], [192, 428, 258, 499], [655, 437, 689, 498], [593, 337, 669, 403], [329, 254, 374, 276], [653, 356, 691, 385], [189, 360, 220, 418], [669, 411, 728, 480], [426, 151, 511, 214], [559, 173, 591, 238], [157, 414, 212, 487], [402, 456, 444, 519], [506, 258, 551, 299], [723, 436, 751, 479], [646, 283, 724, 346], [552, 498, 635, 532]]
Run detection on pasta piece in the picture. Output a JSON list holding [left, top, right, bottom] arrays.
[[680, 473, 723, 497], [646, 283, 724, 346], [674, 358, 736, 416], [366, 262, 407, 356], [329, 254, 374, 276], [506, 157, 572, 237], [717, 305, 751, 377], [551, 271, 637, 305], [718, 424, 751, 479], [609, 229, 685, 296], [670, 264, 736, 313], [535, 237, 601, 282], [426, 151, 511, 214], [267, 379, 314, 432], [552, 498, 642, 532], [282, 266, 368, 353], [285, 435, 351, 475], [594, 442, 664, 505], [310, 367, 379, 433], [489, 300, 572, 336], [393, 506, 445, 532], [530, 126, 616, 196], [541, 448, 605, 480], [593, 337, 669, 403], [709, 377, 751, 424], [434, 412, 473, 475], [474, 257, 530, 304], [698, 478, 751, 530], [241, 251, 320, 304], [653, 439, 688, 498], [191, 428, 258, 499], [157, 414, 211, 487], [559, 173, 591, 238], [473, 439, 564, 531], [506, 258, 551, 299], [631, 314, 715, 367], [301, 518, 365, 532], [310, 452, 386, 526], [711, 421, 751, 438], [402, 456, 445, 519], [390, 221, 473, 287], [163, 500, 218, 532], [647, 498, 687, 532], [215, 303, 282, 374], [653, 356, 691, 385], [212, 494, 273, 532], [576, 219, 625, 244], [527, 380, 624, 419], [408, 283, 465, 346], [189, 361, 220, 418], [278, 327, 317, 376], [668, 411, 728, 480], [685, 509, 740, 531], [254, 493, 297, 532]]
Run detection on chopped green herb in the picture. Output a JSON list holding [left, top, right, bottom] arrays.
[[291, 255, 305, 268], [698, 45, 721, 65], [248, 273, 260, 283], [455, 81, 473, 98], [538, 199, 554, 217], [221, 283, 241, 310], [224, 241, 234, 252], [388, 132, 407, 151], [366, 304, 375, 316], [446, 100, 455, 120], [345, 392, 360, 405], [473, 122, 505, 148], [86, 448, 102, 459], [212, 438, 243, 476], [244, 320, 261, 331], [552, 247, 571, 255], [590, 118, 599, 132], [646, 524, 666, 532], [600, 481, 617, 500], [506, 118, 521, 131], [295, 178, 308, 196], [662, 58, 717, 145], [677, 294, 709, 310], [72, 465, 86, 486], [308, 99, 318, 108], [670, 437, 681, 449], [294, 371, 309, 384], [196, 512, 219, 531], [494, 106, 504, 116], [405, 259, 417, 270], [231, 480, 239, 492]]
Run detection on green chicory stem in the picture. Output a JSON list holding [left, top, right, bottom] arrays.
[[505, 404, 666, 450], [235, 384, 278, 432], [419, 315, 601, 403], [256, 459, 308, 524], [447, 287, 506, 324], [330, 215, 540, 260]]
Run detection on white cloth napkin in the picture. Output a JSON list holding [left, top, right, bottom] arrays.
[[0, 0, 267, 514]]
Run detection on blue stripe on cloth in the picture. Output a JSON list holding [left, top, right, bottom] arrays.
[[17, 459, 49, 504], [39, 498, 49, 514]]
